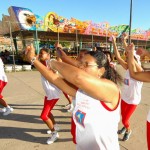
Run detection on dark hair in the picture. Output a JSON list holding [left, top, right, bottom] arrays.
[[86, 50, 123, 85], [103, 51, 113, 62], [40, 48, 51, 57], [96, 47, 102, 51], [79, 49, 89, 53], [40, 48, 50, 53]]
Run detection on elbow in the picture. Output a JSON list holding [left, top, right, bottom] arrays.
[[130, 74, 134, 78], [73, 72, 85, 88], [129, 72, 135, 79]]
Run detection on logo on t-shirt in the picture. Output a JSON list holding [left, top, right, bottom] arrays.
[[124, 78, 129, 85], [75, 109, 86, 127]]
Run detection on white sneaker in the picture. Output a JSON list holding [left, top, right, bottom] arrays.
[[67, 104, 74, 113], [46, 132, 59, 144], [47, 124, 60, 134], [0, 107, 6, 113], [3, 107, 14, 116]]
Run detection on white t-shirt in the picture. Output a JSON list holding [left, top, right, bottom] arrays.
[[121, 70, 143, 105], [0, 58, 7, 82], [41, 60, 61, 100], [73, 90, 120, 150]]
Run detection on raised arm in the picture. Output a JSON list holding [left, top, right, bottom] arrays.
[[121, 33, 142, 72], [26, 44, 119, 105], [127, 43, 150, 82], [121, 33, 128, 50], [112, 35, 128, 69], [26, 44, 77, 97], [55, 43, 79, 67], [49, 59, 119, 105]]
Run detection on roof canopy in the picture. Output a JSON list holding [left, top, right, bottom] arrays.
[[0, 6, 150, 41]]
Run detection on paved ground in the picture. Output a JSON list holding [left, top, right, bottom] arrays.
[[0, 65, 149, 150]]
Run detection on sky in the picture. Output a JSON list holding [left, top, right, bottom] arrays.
[[0, 0, 149, 30]]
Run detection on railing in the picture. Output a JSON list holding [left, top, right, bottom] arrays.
[[112, 56, 150, 63], [52, 55, 77, 59]]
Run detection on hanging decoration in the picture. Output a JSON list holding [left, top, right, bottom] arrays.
[[0, 6, 149, 41]]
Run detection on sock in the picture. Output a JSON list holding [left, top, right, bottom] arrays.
[[6, 105, 10, 108]]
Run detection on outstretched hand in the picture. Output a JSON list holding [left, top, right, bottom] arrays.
[[56, 48, 67, 59], [54, 42, 63, 49], [54, 42, 67, 59], [111, 35, 116, 43], [121, 33, 128, 42], [25, 44, 36, 62], [126, 43, 135, 55]]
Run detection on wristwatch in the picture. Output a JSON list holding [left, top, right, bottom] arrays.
[[30, 57, 36, 65]]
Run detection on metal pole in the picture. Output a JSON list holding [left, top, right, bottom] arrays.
[[128, 0, 133, 44], [92, 33, 93, 49], [35, 24, 39, 54], [57, 25, 59, 44], [106, 29, 108, 49], [9, 21, 16, 72], [76, 28, 78, 56], [145, 39, 147, 49]]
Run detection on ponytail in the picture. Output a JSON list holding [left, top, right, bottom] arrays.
[[104, 64, 123, 85]]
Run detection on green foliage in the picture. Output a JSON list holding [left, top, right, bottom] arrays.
[[60, 42, 71, 48]]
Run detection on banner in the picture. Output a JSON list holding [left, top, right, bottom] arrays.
[[0, 6, 149, 40]]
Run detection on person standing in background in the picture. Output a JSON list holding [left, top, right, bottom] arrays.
[[0, 58, 13, 115], [111, 35, 143, 141], [55, 44, 89, 113], [126, 43, 150, 150], [38, 48, 61, 144]]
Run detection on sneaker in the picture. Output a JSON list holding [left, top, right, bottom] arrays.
[[46, 131, 59, 144], [118, 127, 126, 135], [3, 107, 14, 116], [67, 104, 74, 113], [122, 130, 132, 141], [47, 124, 60, 134], [0, 107, 6, 113], [47, 130, 52, 134], [62, 103, 71, 109]]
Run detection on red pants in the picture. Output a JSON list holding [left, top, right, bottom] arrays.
[[121, 100, 137, 128], [71, 117, 76, 144], [147, 120, 150, 150], [40, 97, 59, 121], [0, 80, 7, 99]]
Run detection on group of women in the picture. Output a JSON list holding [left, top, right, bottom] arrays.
[[24, 34, 150, 149]]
